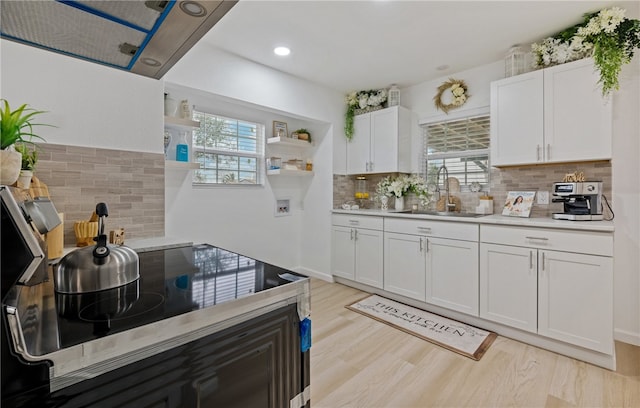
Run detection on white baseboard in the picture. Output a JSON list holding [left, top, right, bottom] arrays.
[[294, 266, 334, 282], [614, 328, 640, 346]]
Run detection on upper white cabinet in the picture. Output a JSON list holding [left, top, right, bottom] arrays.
[[347, 106, 412, 174], [490, 58, 612, 166]]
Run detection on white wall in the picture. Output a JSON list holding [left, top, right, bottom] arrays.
[[0, 40, 163, 153], [164, 43, 343, 279]]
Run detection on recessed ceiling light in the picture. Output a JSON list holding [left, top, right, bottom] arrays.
[[436, 64, 450, 71], [274, 46, 291, 56], [180, 1, 207, 17], [141, 57, 161, 67]]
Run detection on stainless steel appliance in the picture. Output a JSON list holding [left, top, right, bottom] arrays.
[[2, 200, 310, 408], [55, 203, 140, 294], [552, 181, 604, 221], [1, 1, 237, 79]]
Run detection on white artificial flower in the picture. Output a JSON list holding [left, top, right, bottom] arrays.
[[452, 86, 465, 97], [359, 95, 370, 109]]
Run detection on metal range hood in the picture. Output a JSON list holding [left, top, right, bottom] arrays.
[[0, 0, 237, 79]]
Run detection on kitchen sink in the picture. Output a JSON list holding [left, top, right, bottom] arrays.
[[403, 210, 487, 218]]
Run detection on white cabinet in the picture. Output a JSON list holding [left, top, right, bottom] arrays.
[[538, 249, 613, 353], [347, 106, 411, 174], [384, 218, 479, 315], [490, 58, 612, 166], [384, 232, 426, 300], [480, 243, 538, 332], [331, 215, 383, 288], [479, 225, 613, 354]]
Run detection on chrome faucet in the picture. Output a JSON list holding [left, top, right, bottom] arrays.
[[436, 165, 456, 212]]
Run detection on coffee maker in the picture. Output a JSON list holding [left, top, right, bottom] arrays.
[[552, 182, 603, 221]]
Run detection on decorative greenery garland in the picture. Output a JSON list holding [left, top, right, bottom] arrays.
[[433, 78, 469, 114], [531, 7, 640, 96], [344, 89, 387, 141]]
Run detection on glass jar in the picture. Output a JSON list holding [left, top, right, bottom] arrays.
[[355, 176, 369, 200]]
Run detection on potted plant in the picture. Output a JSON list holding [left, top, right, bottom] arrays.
[[292, 128, 311, 142], [14, 143, 38, 188], [0, 99, 49, 185]]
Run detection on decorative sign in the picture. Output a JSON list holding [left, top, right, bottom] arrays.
[[502, 191, 535, 217]]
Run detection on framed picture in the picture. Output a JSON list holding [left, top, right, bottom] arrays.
[[272, 121, 288, 138], [502, 191, 535, 218]]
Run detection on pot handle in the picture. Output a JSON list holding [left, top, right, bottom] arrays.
[[93, 203, 110, 259]]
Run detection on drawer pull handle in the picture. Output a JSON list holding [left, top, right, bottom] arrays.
[[348, 220, 359, 225], [525, 236, 549, 241], [417, 226, 432, 232]]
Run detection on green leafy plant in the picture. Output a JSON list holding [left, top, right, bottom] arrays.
[[531, 7, 640, 96], [293, 128, 311, 142], [0, 99, 49, 149], [14, 143, 38, 171], [344, 89, 388, 141]]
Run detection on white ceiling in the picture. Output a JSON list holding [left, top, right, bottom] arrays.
[[200, 0, 631, 93]]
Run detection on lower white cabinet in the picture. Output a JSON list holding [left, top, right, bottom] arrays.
[[383, 232, 426, 301], [538, 249, 613, 354], [480, 225, 613, 354], [384, 219, 479, 315], [427, 237, 479, 316], [331, 215, 383, 288], [480, 243, 539, 333]]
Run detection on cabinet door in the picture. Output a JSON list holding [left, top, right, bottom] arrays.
[[543, 59, 612, 163], [332, 226, 355, 279], [354, 228, 384, 289], [370, 107, 398, 173], [384, 232, 426, 301], [490, 70, 544, 166], [538, 250, 613, 354], [479, 243, 537, 332], [426, 238, 479, 316], [347, 114, 371, 174]]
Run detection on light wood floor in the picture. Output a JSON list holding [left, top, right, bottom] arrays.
[[309, 279, 640, 408]]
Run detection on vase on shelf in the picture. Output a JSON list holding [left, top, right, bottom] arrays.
[[394, 196, 404, 211], [17, 170, 33, 189]]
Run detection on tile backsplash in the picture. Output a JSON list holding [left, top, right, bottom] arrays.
[[333, 161, 612, 217], [33, 143, 165, 246]]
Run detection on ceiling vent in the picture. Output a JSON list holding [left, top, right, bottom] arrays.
[[0, 0, 237, 79]]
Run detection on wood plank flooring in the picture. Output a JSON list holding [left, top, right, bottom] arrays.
[[309, 279, 640, 408]]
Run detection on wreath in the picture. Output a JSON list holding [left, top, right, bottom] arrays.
[[433, 78, 469, 114]]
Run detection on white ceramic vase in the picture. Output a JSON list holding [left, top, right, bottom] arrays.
[[17, 170, 33, 189], [394, 196, 404, 211], [0, 150, 22, 185], [380, 196, 389, 211]]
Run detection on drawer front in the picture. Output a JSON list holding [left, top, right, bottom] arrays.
[[480, 225, 613, 256], [332, 214, 383, 230], [384, 218, 478, 241]]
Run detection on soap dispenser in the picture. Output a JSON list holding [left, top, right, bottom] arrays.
[[176, 132, 189, 162]]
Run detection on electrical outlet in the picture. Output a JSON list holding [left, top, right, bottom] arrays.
[[537, 191, 549, 205]]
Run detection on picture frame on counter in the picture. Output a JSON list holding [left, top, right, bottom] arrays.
[[273, 121, 288, 138], [502, 191, 535, 218]]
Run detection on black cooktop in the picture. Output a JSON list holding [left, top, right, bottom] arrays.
[[55, 244, 306, 348]]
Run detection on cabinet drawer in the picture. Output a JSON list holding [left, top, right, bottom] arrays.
[[480, 225, 612, 256], [384, 218, 478, 241], [332, 214, 383, 230]]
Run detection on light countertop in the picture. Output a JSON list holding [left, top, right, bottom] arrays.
[[332, 209, 614, 232]]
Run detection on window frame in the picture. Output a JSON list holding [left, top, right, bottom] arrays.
[[421, 113, 491, 192], [191, 110, 265, 187]]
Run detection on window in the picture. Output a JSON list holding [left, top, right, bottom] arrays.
[[192, 111, 264, 185], [422, 114, 490, 189]]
